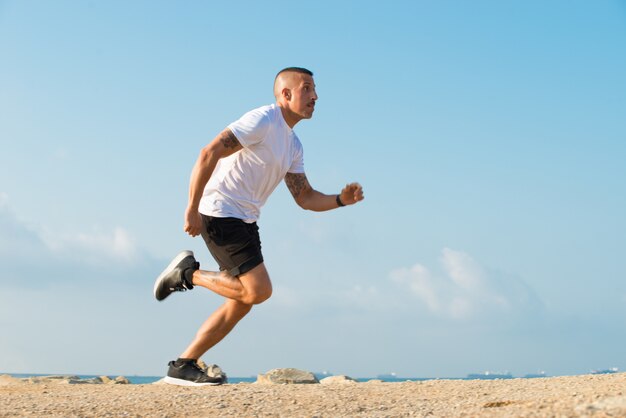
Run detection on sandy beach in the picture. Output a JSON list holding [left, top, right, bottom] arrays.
[[1, 372, 626, 417]]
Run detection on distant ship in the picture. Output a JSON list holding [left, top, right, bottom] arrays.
[[376, 372, 398, 380], [467, 371, 513, 380], [591, 367, 618, 375]]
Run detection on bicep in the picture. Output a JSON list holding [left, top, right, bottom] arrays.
[[284, 172, 313, 203], [205, 128, 243, 158]]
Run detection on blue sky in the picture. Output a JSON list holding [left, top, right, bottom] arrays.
[[1, 0, 625, 378]]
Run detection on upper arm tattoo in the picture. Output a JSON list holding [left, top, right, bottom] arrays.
[[219, 129, 241, 149], [284, 172, 310, 199]]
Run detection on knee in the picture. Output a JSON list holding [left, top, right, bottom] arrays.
[[243, 285, 272, 305], [238, 264, 273, 305]]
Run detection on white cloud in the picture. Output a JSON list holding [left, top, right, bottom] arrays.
[[41, 225, 138, 264], [390, 248, 542, 321], [390, 263, 442, 313], [0, 195, 141, 272]]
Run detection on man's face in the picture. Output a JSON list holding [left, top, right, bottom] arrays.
[[289, 74, 318, 120]]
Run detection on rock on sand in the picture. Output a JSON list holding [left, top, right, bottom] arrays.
[[256, 368, 319, 384]]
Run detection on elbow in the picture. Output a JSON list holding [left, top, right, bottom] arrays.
[[294, 189, 319, 211], [295, 190, 315, 210], [295, 198, 310, 210]]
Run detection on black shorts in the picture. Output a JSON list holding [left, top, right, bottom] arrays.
[[200, 215, 264, 277]]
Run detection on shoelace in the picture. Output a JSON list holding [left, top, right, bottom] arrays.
[[190, 362, 205, 374], [168, 283, 190, 292]]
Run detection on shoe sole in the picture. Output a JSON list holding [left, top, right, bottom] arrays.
[[163, 376, 223, 387], [153, 250, 194, 300]]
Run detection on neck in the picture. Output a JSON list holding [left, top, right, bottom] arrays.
[[277, 103, 300, 128]]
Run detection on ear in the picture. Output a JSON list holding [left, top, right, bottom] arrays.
[[282, 88, 291, 101]]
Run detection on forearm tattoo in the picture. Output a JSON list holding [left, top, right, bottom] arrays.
[[220, 130, 241, 149], [284, 172, 308, 198]]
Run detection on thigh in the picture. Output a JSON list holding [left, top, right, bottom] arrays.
[[238, 262, 272, 295]]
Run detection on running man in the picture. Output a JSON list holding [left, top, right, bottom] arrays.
[[153, 67, 364, 386]]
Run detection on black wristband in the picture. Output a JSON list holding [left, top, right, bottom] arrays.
[[336, 194, 345, 207]]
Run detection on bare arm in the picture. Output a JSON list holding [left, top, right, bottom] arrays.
[[184, 128, 242, 236], [284, 172, 364, 211]]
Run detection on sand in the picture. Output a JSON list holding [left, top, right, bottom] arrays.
[[1, 373, 626, 417]]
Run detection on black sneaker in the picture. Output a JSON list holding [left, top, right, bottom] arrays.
[[164, 360, 225, 386], [153, 251, 198, 301]]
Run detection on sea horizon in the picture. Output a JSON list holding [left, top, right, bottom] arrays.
[[4, 372, 436, 385], [0, 372, 557, 385], [4, 368, 620, 385]]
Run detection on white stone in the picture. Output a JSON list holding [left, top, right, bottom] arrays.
[[256, 368, 319, 384]]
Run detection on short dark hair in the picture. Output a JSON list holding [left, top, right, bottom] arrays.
[[275, 67, 314, 79]]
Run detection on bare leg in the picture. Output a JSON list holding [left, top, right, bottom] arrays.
[[180, 298, 252, 358], [179, 262, 272, 359], [191, 262, 272, 306]]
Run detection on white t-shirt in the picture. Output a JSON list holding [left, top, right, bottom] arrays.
[[199, 104, 305, 223]]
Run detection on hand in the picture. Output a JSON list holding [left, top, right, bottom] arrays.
[[184, 208, 203, 237], [339, 182, 364, 206]]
